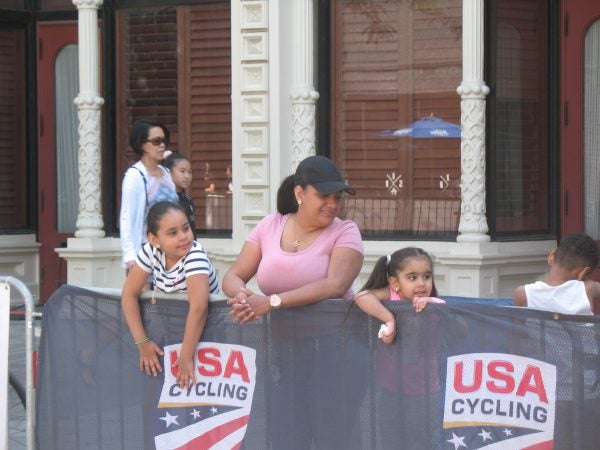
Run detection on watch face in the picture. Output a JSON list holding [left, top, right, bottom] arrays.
[[270, 294, 282, 308]]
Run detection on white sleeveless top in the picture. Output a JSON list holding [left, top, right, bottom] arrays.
[[524, 279, 593, 315]]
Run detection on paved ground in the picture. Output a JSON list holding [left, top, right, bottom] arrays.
[[7, 315, 40, 450]]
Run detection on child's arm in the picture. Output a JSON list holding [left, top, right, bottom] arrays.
[[584, 280, 600, 311], [122, 264, 164, 376], [512, 285, 528, 307], [172, 273, 210, 389], [354, 288, 397, 344]]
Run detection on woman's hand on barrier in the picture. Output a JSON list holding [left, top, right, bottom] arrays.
[[173, 357, 196, 389], [236, 293, 272, 323], [229, 294, 271, 323], [228, 287, 260, 323], [227, 287, 251, 312], [138, 340, 164, 376]]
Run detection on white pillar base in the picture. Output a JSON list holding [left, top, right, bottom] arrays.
[[58, 237, 124, 289]]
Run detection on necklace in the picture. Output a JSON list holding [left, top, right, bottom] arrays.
[[291, 215, 318, 249], [291, 216, 301, 248]]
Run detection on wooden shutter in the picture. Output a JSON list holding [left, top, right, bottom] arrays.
[[180, 2, 232, 233], [0, 28, 27, 229], [116, 3, 232, 233], [331, 1, 461, 235], [116, 6, 179, 178]]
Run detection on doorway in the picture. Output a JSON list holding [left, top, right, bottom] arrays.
[[37, 22, 78, 301], [561, 0, 600, 310], [561, 1, 600, 236]]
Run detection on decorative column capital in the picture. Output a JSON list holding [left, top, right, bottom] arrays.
[[291, 87, 319, 102], [456, 81, 490, 98], [72, 0, 103, 8], [74, 93, 105, 108]]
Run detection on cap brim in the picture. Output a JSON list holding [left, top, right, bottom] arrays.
[[313, 181, 356, 196]]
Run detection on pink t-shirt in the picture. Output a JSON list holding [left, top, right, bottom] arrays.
[[246, 213, 363, 300]]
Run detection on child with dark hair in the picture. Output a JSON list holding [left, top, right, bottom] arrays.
[[163, 152, 197, 239], [122, 201, 219, 388], [513, 233, 600, 314], [513, 235, 600, 449], [354, 247, 445, 449], [355, 247, 445, 343]]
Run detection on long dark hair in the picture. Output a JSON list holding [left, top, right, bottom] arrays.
[[360, 247, 438, 296]]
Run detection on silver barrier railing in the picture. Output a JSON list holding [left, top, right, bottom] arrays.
[[1, 276, 38, 450]]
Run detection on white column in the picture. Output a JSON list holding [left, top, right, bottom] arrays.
[[290, 0, 319, 169], [73, 0, 105, 237], [456, 0, 490, 242], [59, 0, 122, 290]]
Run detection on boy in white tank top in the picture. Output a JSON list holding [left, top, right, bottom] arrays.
[[513, 233, 600, 315]]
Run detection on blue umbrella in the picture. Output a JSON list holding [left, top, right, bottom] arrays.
[[378, 114, 461, 138]]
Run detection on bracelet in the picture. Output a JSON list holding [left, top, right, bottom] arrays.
[[135, 336, 150, 345]]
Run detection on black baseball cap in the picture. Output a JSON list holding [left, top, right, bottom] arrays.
[[294, 155, 356, 195]]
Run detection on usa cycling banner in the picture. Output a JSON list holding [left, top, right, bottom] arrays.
[[35, 285, 600, 449]]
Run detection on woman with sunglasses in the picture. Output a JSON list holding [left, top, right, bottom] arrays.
[[120, 119, 179, 277]]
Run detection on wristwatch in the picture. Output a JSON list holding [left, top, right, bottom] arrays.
[[269, 294, 282, 310]]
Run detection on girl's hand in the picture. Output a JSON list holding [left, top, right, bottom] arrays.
[[172, 357, 196, 389], [138, 340, 164, 376], [413, 297, 446, 312], [413, 296, 446, 312], [413, 296, 430, 312], [380, 319, 396, 344]]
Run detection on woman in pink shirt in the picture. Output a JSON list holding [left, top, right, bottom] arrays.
[[223, 155, 365, 449], [224, 155, 363, 318]]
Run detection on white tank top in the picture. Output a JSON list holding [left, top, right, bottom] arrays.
[[524, 279, 593, 315]]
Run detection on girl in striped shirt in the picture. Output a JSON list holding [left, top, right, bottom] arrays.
[[122, 201, 220, 389]]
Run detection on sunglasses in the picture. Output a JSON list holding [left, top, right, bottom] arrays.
[[145, 136, 167, 146]]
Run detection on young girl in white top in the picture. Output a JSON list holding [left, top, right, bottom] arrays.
[[354, 247, 445, 343], [122, 201, 219, 389]]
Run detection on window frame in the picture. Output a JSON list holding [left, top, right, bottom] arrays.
[[317, 0, 559, 242]]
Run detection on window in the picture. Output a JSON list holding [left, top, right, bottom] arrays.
[[488, 0, 552, 235], [327, 0, 462, 239], [0, 28, 27, 229], [116, 2, 232, 235]]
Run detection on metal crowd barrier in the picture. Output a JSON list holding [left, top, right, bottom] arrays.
[[1, 276, 39, 450]]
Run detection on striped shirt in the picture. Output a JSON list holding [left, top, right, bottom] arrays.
[[136, 241, 220, 294]]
